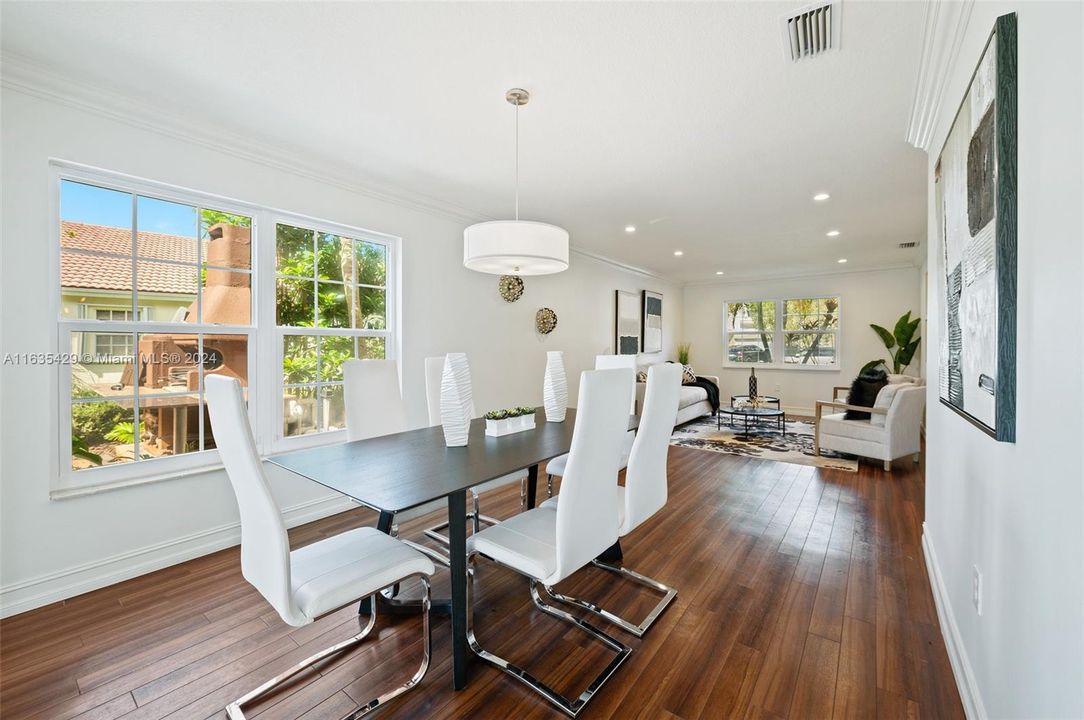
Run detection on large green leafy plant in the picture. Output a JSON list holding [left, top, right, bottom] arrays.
[[863, 311, 921, 374]]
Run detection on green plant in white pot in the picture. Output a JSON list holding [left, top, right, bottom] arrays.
[[862, 311, 921, 375]]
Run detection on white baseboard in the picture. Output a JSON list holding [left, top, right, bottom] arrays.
[[922, 523, 987, 719], [0, 493, 355, 619]]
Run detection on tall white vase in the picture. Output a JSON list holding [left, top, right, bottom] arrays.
[[543, 351, 568, 422], [440, 353, 473, 447]]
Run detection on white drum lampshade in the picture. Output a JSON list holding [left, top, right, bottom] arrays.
[[463, 220, 569, 275]]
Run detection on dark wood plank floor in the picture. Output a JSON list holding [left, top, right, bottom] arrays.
[[0, 446, 963, 720]]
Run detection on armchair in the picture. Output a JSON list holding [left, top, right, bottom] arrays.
[[814, 384, 925, 471]]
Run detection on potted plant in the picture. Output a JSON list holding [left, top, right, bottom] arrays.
[[677, 342, 691, 365], [484, 406, 537, 437], [862, 311, 921, 375]]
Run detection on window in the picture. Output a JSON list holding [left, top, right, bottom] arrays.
[[60, 177, 253, 482], [275, 222, 390, 439], [724, 296, 840, 368], [53, 163, 399, 494], [782, 297, 839, 366], [725, 301, 776, 364], [87, 308, 141, 359]]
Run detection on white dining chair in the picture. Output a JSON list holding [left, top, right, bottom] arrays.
[[465, 368, 635, 717], [343, 358, 408, 441], [540, 362, 682, 637], [544, 354, 638, 496], [421, 355, 527, 545], [343, 359, 451, 573], [205, 375, 435, 720]]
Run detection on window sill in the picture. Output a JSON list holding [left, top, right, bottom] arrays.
[[721, 363, 842, 373], [52, 430, 353, 500], [51, 456, 224, 500]]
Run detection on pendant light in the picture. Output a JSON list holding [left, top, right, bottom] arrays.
[[463, 88, 569, 275]]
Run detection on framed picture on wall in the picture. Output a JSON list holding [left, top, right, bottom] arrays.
[[614, 290, 640, 355], [934, 12, 1017, 442], [641, 290, 663, 354]]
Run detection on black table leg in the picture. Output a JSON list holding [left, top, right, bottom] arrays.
[[448, 489, 470, 690], [526, 463, 539, 509]]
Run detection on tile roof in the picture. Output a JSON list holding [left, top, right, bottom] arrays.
[[60, 221, 200, 295]]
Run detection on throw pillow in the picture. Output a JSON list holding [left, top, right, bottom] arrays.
[[681, 364, 697, 384], [845, 369, 887, 420]]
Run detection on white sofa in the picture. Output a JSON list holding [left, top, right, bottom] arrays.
[[814, 381, 926, 471], [636, 372, 718, 426]]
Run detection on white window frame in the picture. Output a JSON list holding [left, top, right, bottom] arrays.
[[49, 160, 400, 498], [722, 295, 842, 371], [263, 213, 399, 454]]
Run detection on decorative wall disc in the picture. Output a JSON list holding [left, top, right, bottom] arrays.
[[535, 308, 558, 335], [498, 275, 524, 302]]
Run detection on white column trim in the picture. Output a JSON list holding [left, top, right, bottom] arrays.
[[906, 0, 975, 150]]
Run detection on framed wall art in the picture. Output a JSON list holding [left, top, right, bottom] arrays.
[[615, 290, 640, 355], [934, 12, 1016, 442]]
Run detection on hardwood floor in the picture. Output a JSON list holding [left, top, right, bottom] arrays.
[[0, 447, 963, 720]]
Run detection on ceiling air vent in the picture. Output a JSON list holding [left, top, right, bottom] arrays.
[[781, 2, 841, 62], [899, 241, 919, 249]]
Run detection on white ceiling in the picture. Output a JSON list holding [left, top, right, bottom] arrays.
[[1, 1, 928, 282]]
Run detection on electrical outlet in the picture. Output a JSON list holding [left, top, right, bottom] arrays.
[[972, 565, 983, 615]]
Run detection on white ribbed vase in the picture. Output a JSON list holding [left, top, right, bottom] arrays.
[[543, 351, 568, 422], [440, 353, 473, 447]]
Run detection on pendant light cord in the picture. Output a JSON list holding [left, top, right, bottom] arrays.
[[514, 101, 520, 221]]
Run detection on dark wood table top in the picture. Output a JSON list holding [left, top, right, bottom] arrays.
[[268, 407, 634, 514]]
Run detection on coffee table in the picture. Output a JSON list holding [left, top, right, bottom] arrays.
[[718, 405, 786, 436], [730, 394, 780, 409]]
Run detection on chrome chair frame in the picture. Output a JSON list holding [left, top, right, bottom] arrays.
[[466, 552, 632, 718], [226, 573, 432, 720], [423, 481, 527, 545], [542, 559, 677, 638]]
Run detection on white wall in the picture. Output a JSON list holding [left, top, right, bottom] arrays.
[[0, 84, 682, 616], [682, 267, 922, 414], [922, 3, 1084, 719]]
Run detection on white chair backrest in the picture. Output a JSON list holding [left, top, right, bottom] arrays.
[[424, 354, 476, 426], [343, 359, 407, 441], [622, 363, 681, 534], [424, 356, 444, 427], [205, 376, 304, 626], [595, 354, 638, 414], [553, 368, 635, 583]]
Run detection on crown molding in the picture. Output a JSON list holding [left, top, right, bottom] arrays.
[[570, 247, 668, 282], [906, 0, 975, 150], [0, 52, 488, 224], [681, 262, 920, 289]]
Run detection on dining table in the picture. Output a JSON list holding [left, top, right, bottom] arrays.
[[267, 406, 636, 691]]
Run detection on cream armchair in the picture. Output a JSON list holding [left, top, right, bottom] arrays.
[[814, 384, 926, 471]]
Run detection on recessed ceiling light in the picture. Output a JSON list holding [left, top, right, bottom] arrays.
[[826, 230, 841, 237], [838, 258, 848, 263], [715, 271, 724, 275], [625, 225, 636, 233], [814, 193, 831, 201], [673, 250, 684, 256]]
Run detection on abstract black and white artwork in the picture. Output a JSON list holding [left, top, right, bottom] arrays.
[[642, 290, 663, 354], [934, 13, 1016, 442], [615, 290, 640, 355]]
